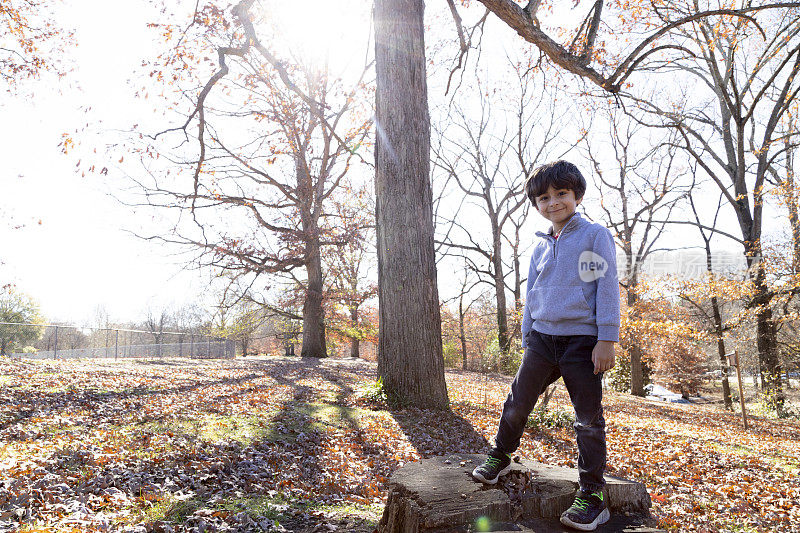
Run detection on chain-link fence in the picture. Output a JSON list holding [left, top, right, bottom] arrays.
[[0, 322, 235, 360]]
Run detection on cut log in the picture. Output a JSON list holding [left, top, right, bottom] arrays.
[[379, 453, 661, 532]]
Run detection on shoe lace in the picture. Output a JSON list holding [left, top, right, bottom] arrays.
[[571, 492, 601, 511], [571, 496, 591, 511], [484, 457, 502, 468]]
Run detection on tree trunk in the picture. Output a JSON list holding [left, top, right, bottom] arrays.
[[627, 281, 646, 397], [493, 234, 510, 358], [374, 0, 449, 409], [702, 242, 733, 410], [756, 302, 782, 407], [511, 228, 523, 341], [350, 306, 360, 358], [746, 240, 785, 411], [488, 196, 510, 360], [784, 142, 798, 392], [459, 295, 468, 371], [301, 236, 327, 358], [711, 295, 733, 410]]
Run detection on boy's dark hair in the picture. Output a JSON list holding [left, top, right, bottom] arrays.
[[525, 160, 587, 204]]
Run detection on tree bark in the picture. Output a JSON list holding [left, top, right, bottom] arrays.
[[374, 0, 449, 409], [301, 226, 327, 358], [350, 306, 360, 358], [492, 231, 511, 358], [746, 238, 784, 410], [704, 231, 733, 408], [511, 221, 524, 341], [702, 235, 733, 410], [710, 296, 733, 410], [627, 286, 645, 397], [459, 295, 468, 371]]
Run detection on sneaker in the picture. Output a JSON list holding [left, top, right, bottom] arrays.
[[560, 490, 610, 531], [471, 450, 512, 484]]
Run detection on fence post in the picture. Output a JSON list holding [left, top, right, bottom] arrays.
[[207, 337, 211, 359], [115, 329, 119, 360], [734, 350, 748, 430], [727, 350, 749, 430], [54, 326, 58, 360]]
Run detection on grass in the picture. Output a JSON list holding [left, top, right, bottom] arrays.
[[307, 501, 383, 523], [128, 495, 213, 525], [125, 492, 380, 530], [134, 413, 276, 445], [699, 379, 800, 420], [124, 401, 378, 449], [217, 495, 286, 520], [708, 441, 800, 474], [295, 401, 374, 429]]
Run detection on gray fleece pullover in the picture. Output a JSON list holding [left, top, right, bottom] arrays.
[[521, 211, 621, 342]]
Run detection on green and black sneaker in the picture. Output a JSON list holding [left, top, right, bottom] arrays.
[[471, 449, 512, 484], [560, 490, 610, 531]]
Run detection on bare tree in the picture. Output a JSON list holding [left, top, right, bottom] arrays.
[[679, 182, 748, 410], [457, 0, 799, 93], [144, 307, 172, 355], [138, 1, 372, 358], [440, 263, 486, 371], [625, 5, 800, 410], [433, 66, 568, 360], [324, 184, 378, 359], [582, 106, 687, 396]]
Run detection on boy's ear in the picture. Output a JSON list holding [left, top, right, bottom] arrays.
[[576, 195, 583, 206]]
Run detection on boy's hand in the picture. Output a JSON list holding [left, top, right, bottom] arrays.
[[592, 340, 616, 375]]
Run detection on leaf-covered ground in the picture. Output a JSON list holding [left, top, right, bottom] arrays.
[[1, 357, 798, 532]]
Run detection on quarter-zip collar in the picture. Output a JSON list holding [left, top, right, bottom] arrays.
[[535, 211, 585, 241]]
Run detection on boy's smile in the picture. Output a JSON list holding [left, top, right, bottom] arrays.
[[535, 185, 582, 235]]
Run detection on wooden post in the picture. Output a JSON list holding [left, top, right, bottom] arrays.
[[728, 350, 749, 430], [115, 329, 119, 360]]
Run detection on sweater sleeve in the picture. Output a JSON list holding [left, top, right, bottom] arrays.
[[594, 228, 621, 342], [521, 250, 538, 341]]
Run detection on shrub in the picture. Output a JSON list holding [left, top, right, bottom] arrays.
[[443, 340, 462, 369], [651, 336, 705, 396], [356, 377, 388, 407], [525, 406, 575, 429], [608, 351, 631, 392]]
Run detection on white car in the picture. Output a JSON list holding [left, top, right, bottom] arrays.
[[644, 384, 691, 404]]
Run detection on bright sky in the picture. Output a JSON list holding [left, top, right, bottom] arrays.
[[0, 0, 376, 325], [0, 0, 220, 324]]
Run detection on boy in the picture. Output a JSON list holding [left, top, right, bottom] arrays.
[[472, 161, 619, 531]]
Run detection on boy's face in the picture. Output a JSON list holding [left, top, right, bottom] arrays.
[[534, 185, 582, 232]]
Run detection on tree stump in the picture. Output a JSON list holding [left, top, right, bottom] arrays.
[[379, 453, 661, 532]]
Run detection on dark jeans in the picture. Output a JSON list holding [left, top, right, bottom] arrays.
[[494, 329, 606, 493]]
